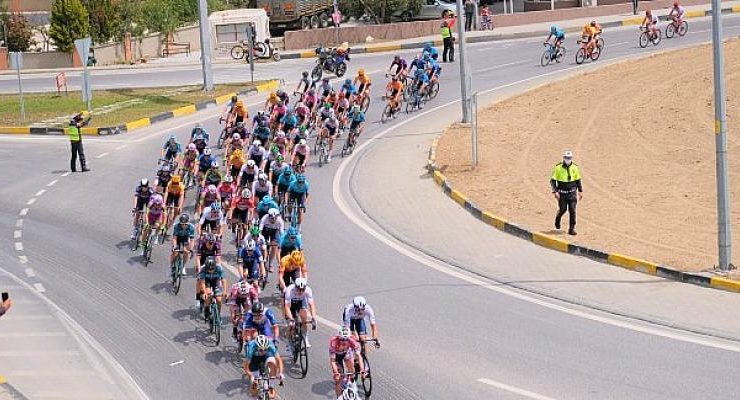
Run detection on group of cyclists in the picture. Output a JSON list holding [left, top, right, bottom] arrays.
[[543, 1, 688, 60], [128, 64, 392, 398], [382, 44, 443, 116]]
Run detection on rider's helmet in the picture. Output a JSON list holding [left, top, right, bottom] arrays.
[[207, 184, 217, 194], [211, 202, 221, 211], [255, 335, 269, 350], [152, 194, 164, 205], [245, 239, 256, 251], [323, 102, 331, 110], [249, 225, 261, 236], [302, 70, 309, 78], [590, 20, 597, 27], [338, 326, 351, 340], [423, 52, 430, 62], [168, 134, 176, 141], [322, 77, 330, 83], [210, 161, 219, 169], [224, 175, 233, 183], [277, 100, 284, 107], [204, 256, 217, 269], [238, 280, 250, 295], [179, 213, 189, 223], [204, 148, 212, 156], [344, 78, 352, 85], [172, 175, 181, 184], [269, 91, 278, 100], [140, 178, 149, 187], [394, 54, 400, 62], [247, 159, 256, 168], [276, 154, 285, 162], [253, 139, 262, 147], [290, 250, 304, 264], [188, 143, 196, 151], [550, 25, 557, 34], [232, 133, 240, 140], [646, 9, 652, 15], [252, 302, 265, 314], [241, 189, 251, 198], [352, 296, 367, 310], [205, 233, 216, 243], [268, 207, 279, 217], [294, 277, 307, 290], [297, 174, 306, 183], [258, 172, 267, 181], [358, 68, 365, 76], [230, 95, 238, 103], [299, 138, 307, 146], [673, 0, 679, 6], [236, 121, 245, 129]]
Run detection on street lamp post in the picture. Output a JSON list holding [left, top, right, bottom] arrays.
[[197, 0, 215, 91], [710, 0, 732, 271], [455, 0, 472, 123]]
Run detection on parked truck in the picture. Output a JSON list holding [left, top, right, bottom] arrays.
[[257, 0, 334, 34]]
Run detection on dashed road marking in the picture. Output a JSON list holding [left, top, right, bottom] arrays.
[[33, 283, 46, 293], [26, 198, 36, 205], [61, 172, 71, 177], [116, 145, 128, 150], [47, 179, 58, 187], [15, 219, 23, 228], [168, 360, 184, 367], [95, 152, 110, 159], [477, 378, 557, 400], [14, 230, 22, 239], [14, 242, 23, 251], [25, 268, 36, 278], [19, 208, 28, 216], [35, 189, 46, 197], [18, 255, 28, 264]]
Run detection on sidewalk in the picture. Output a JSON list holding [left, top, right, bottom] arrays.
[[0, 267, 145, 399], [349, 78, 740, 341]]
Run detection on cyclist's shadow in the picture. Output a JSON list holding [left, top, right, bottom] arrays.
[[310, 379, 339, 399], [216, 378, 249, 398]]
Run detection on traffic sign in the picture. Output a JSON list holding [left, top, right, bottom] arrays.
[[74, 37, 91, 63]]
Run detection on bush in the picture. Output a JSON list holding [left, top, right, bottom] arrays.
[[5, 14, 34, 52]]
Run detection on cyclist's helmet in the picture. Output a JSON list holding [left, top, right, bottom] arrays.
[[209, 160, 219, 169], [172, 175, 181, 183], [249, 225, 261, 236], [391, 76, 398, 82], [253, 139, 262, 147], [261, 195, 273, 203], [232, 132, 241, 140], [268, 207, 279, 217], [188, 143, 196, 151], [241, 189, 251, 198], [247, 159, 256, 167], [322, 77, 330, 83], [338, 91, 346, 99], [168, 134, 176, 141], [287, 226, 299, 237], [224, 175, 233, 183], [251, 302, 265, 314], [351, 104, 360, 113], [231, 95, 238, 103], [269, 91, 277, 100], [295, 277, 307, 290], [283, 167, 293, 175], [257, 110, 265, 117], [358, 68, 365, 76], [205, 233, 216, 243], [341, 391, 356, 400], [673, 0, 679, 6], [205, 256, 216, 269], [204, 148, 212, 155], [324, 102, 331, 109], [207, 184, 217, 194], [277, 100, 284, 107], [152, 194, 164, 205], [258, 173, 267, 181], [394, 54, 400, 62], [255, 335, 269, 350], [179, 213, 189, 223], [238, 280, 249, 295], [140, 178, 149, 186], [302, 70, 309, 77], [646, 9, 652, 15], [276, 154, 284, 162], [245, 239, 256, 251], [550, 25, 557, 34], [423, 52, 430, 61], [338, 326, 351, 340], [212, 203, 222, 213], [161, 164, 171, 173], [299, 139, 307, 146], [344, 78, 352, 85], [353, 296, 367, 310], [297, 174, 306, 183], [290, 250, 304, 264], [590, 20, 596, 27]]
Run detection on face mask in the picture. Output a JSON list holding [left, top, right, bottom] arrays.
[[563, 158, 572, 166]]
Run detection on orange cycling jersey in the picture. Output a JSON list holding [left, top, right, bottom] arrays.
[[280, 255, 305, 273], [582, 25, 598, 37], [230, 154, 245, 168], [388, 81, 403, 93], [235, 106, 248, 117], [167, 182, 185, 196], [356, 75, 370, 85]]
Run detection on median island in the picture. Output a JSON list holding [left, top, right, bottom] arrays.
[[436, 39, 740, 275]]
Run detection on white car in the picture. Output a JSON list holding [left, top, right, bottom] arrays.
[[395, 0, 457, 21]]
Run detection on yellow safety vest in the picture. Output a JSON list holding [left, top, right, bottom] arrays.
[[441, 26, 452, 39], [67, 124, 81, 142], [551, 162, 581, 183]]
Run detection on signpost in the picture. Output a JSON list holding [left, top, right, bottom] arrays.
[[9, 52, 25, 123], [74, 37, 93, 112], [245, 23, 256, 83], [56, 72, 68, 95]]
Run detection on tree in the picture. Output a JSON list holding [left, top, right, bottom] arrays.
[[5, 13, 34, 52], [49, 0, 91, 52], [83, 0, 120, 44], [139, 0, 182, 41], [339, 0, 421, 24]]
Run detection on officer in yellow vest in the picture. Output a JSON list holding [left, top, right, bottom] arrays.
[[550, 150, 582, 235], [68, 111, 91, 172], [441, 19, 455, 62]]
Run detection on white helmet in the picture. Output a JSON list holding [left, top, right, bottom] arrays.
[[299, 139, 307, 146], [563, 150, 573, 159], [187, 143, 196, 151], [268, 208, 279, 217], [255, 334, 269, 350], [204, 148, 212, 155], [232, 133, 241, 140], [245, 239, 256, 251], [352, 296, 367, 309], [253, 139, 262, 147], [247, 159, 256, 167], [294, 277, 307, 290], [224, 175, 233, 183], [140, 178, 149, 186], [241, 189, 251, 198], [338, 326, 351, 340], [238, 280, 249, 295], [277, 131, 286, 138], [258, 173, 268, 181]]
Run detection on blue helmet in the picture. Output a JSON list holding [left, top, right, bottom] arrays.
[[260, 195, 273, 203], [423, 43, 432, 52], [286, 226, 299, 237], [297, 174, 306, 183], [423, 53, 430, 61], [344, 78, 352, 85], [169, 134, 176, 141], [550, 25, 557, 34]]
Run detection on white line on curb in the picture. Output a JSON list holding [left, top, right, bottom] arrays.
[[33, 283, 45, 293], [14, 230, 22, 239], [25, 268, 36, 278], [14, 242, 23, 251], [477, 378, 557, 400], [26, 198, 36, 205], [35, 189, 46, 197], [61, 172, 71, 177], [18, 255, 28, 264], [16, 219, 23, 228], [19, 208, 28, 216], [47, 179, 58, 187], [116, 145, 128, 150]]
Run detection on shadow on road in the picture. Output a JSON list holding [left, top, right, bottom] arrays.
[[216, 378, 248, 398]]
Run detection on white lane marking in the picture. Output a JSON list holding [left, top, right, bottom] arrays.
[[168, 360, 184, 367], [95, 152, 110, 159], [33, 283, 46, 293], [610, 41, 632, 46], [35, 189, 46, 196], [15, 242, 23, 251], [332, 62, 740, 354], [26, 198, 36, 205], [61, 172, 71, 177], [14, 230, 22, 239], [116, 144, 128, 150], [25, 268, 36, 277], [16, 219, 23, 227], [18, 255, 28, 264], [0, 332, 66, 338], [0, 264, 150, 399], [477, 378, 557, 400], [476, 60, 529, 73], [0, 350, 78, 357], [19, 208, 29, 216], [47, 179, 58, 187]]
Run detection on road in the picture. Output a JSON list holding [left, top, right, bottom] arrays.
[[2, 16, 740, 399]]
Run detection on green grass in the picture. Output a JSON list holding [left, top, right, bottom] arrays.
[[0, 82, 269, 127]]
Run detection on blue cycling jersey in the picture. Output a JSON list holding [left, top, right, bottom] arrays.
[[257, 199, 279, 214], [277, 172, 297, 187], [242, 309, 278, 337], [173, 223, 195, 239], [349, 111, 366, 123], [239, 247, 263, 269], [198, 266, 224, 281], [163, 140, 182, 153], [198, 154, 215, 170], [552, 28, 565, 40], [191, 128, 210, 142], [281, 114, 298, 126], [245, 338, 277, 359], [278, 233, 302, 250], [341, 84, 357, 95], [288, 181, 309, 195]]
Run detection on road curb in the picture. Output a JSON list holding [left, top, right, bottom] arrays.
[[0, 79, 282, 137], [427, 130, 738, 294], [0, 376, 30, 400], [280, 7, 735, 59]]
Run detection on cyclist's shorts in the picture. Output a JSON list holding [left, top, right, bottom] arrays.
[[391, 89, 400, 98], [201, 219, 219, 232], [337, 106, 346, 115], [294, 153, 306, 165], [135, 197, 148, 212], [205, 280, 223, 294], [326, 126, 337, 137], [175, 235, 190, 246], [147, 212, 161, 226], [243, 262, 260, 281], [230, 165, 241, 179], [255, 190, 269, 202], [165, 149, 178, 161], [334, 352, 354, 364], [288, 192, 306, 207], [349, 318, 368, 336], [278, 183, 290, 194], [281, 270, 298, 287], [350, 120, 362, 131], [233, 208, 249, 223], [248, 355, 268, 372], [290, 298, 306, 318], [263, 227, 278, 242], [166, 193, 181, 207], [235, 115, 245, 124], [358, 83, 366, 94]]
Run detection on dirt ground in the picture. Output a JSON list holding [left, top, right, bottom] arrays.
[[436, 39, 740, 273]]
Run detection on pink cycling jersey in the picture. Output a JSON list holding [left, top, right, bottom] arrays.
[[329, 336, 360, 358]]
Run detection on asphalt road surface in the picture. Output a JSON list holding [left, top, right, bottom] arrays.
[[2, 16, 740, 400]]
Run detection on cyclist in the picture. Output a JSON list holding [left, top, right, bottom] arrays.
[[353, 68, 371, 104], [278, 225, 303, 259], [242, 302, 279, 344], [198, 183, 220, 215], [247, 139, 268, 171], [257, 195, 280, 221], [294, 101, 311, 127], [668, 1, 686, 28], [642, 10, 660, 41], [317, 77, 333, 99], [181, 143, 199, 187], [232, 100, 249, 127], [230, 189, 255, 231], [278, 249, 307, 293], [226, 130, 246, 157], [238, 159, 260, 191], [303, 89, 319, 113], [270, 101, 288, 129], [253, 172, 273, 202], [581, 20, 598, 55], [252, 110, 270, 132], [280, 109, 299, 136], [335, 91, 351, 129], [198, 201, 225, 237], [545, 25, 566, 51], [164, 174, 185, 218], [161, 134, 182, 165], [283, 277, 316, 348], [410, 54, 426, 72], [295, 71, 312, 94], [190, 122, 210, 144], [347, 104, 366, 142], [220, 95, 239, 126], [342, 296, 380, 344], [143, 194, 165, 253], [422, 43, 439, 60], [276, 89, 290, 106], [287, 174, 309, 227], [321, 113, 340, 162], [155, 164, 173, 194], [217, 175, 235, 212], [196, 147, 216, 185], [292, 138, 310, 170], [228, 148, 245, 180], [269, 156, 289, 197], [259, 207, 284, 267], [389, 54, 408, 78], [339, 78, 357, 103], [329, 326, 365, 398], [411, 68, 429, 108], [170, 213, 195, 269], [194, 233, 222, 293], [385, 76, 404, 115], [276, 165, 296, 205], [131, 178, 154, 239], [229, 279, 259, 343], [252, 119, 271, 145], [192, 131, 208, 155], [197, 256, 226, 320], [238, 239, 265, 282], [203, 161, 222, 188], [246, 225, 268, 266], [271, 136, 288, 163], [264, 91, 279, 111], [243, 335, 281, 397]]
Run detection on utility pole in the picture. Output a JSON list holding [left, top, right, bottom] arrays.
[[455, 0, 472, 123], [710, 0, 732, 271], [197, 0, 215, 91]]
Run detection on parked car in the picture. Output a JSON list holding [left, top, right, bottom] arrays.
[[394, 0, 457, 21]]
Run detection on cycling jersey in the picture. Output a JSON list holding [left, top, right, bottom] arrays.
[[239, 247, 263, 280], [281, 114, 298, 128], [342, 303, 376, 326], [336, 97, 350, 110], [288, 181, 309, 195], [324, 117, 338, 129], [242, 309, 278, 338], [292, 144, 309, 157], [284, 284, 313, 310], [172, 222, 196, 239], [259, 214, 284, 231], [163, 140, 181, 155], [248, 146, 267, 161], [388, 80, 403, 94], [218, 183, 234, 200], [245, 335, 278, 359], [245, 233, 266, 250], [191, 128, 210, 142], [199, 207, 225, 224], [390, 59, 408, 74], [166, 181, 185, 196], [329, 336, 360, 357], [198, 154, 216, 171], [340, 83, 357, 96], [670, 5, 685, 17], [272, 104, 287, 118], [135, 185, 154, 201], [422, 46, 439, 59], [278, 233, 302, 252], [196, 239, 221, 257], [147, 204, 164, 225], [552, 28, 565, 40], [279, 255, 304, 273], [252, 180, 273, 200], [198, 265, 224, 284], [204, 170, 222, 186], [270, 161, 288, 179]]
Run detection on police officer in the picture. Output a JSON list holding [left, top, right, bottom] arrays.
[[550, 150, 582, 235], [68, 111, 91, 172]]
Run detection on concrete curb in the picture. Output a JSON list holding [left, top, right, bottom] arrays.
[[0, 79, 282, 136], [427, 132, 739, 294], [0, 375, 30, 400], [279, 8, 736, 59]]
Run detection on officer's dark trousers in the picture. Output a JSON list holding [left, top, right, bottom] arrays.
[[443, 37, 454, 62], [555, 193, 577, 230], [70, 141, 87, 171]]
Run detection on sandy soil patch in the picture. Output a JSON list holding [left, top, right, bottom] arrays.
[[436, 39, 740, 273]]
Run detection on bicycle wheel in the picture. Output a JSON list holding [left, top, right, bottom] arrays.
[[217, 129, 228, 149], [555, 47, 565, 63], [311, 64, 323, 81], [381, 104, 392, 123], [678, 21, 688, 36], [173, 256, 183, 295], [143, 234, 154, 266], [665, 23, 676, 39], [590, 45, 602, 61], [253, 42, 268, 58], [540, 50, 551, 67], [230, 45, 245, 60], [299, 335, 309, 377], [597, 36, 605, 48], [575, 48, 586, 64], [335, 62, 347, 77], [639, 32, 649, 48], [652, 30, 662, 46], [360, 95, 371, 112], [211, 303, 221, 345], [360, 353, 372, 398]]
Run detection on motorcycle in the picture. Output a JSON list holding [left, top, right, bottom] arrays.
[[311, 46, 351, 81]]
